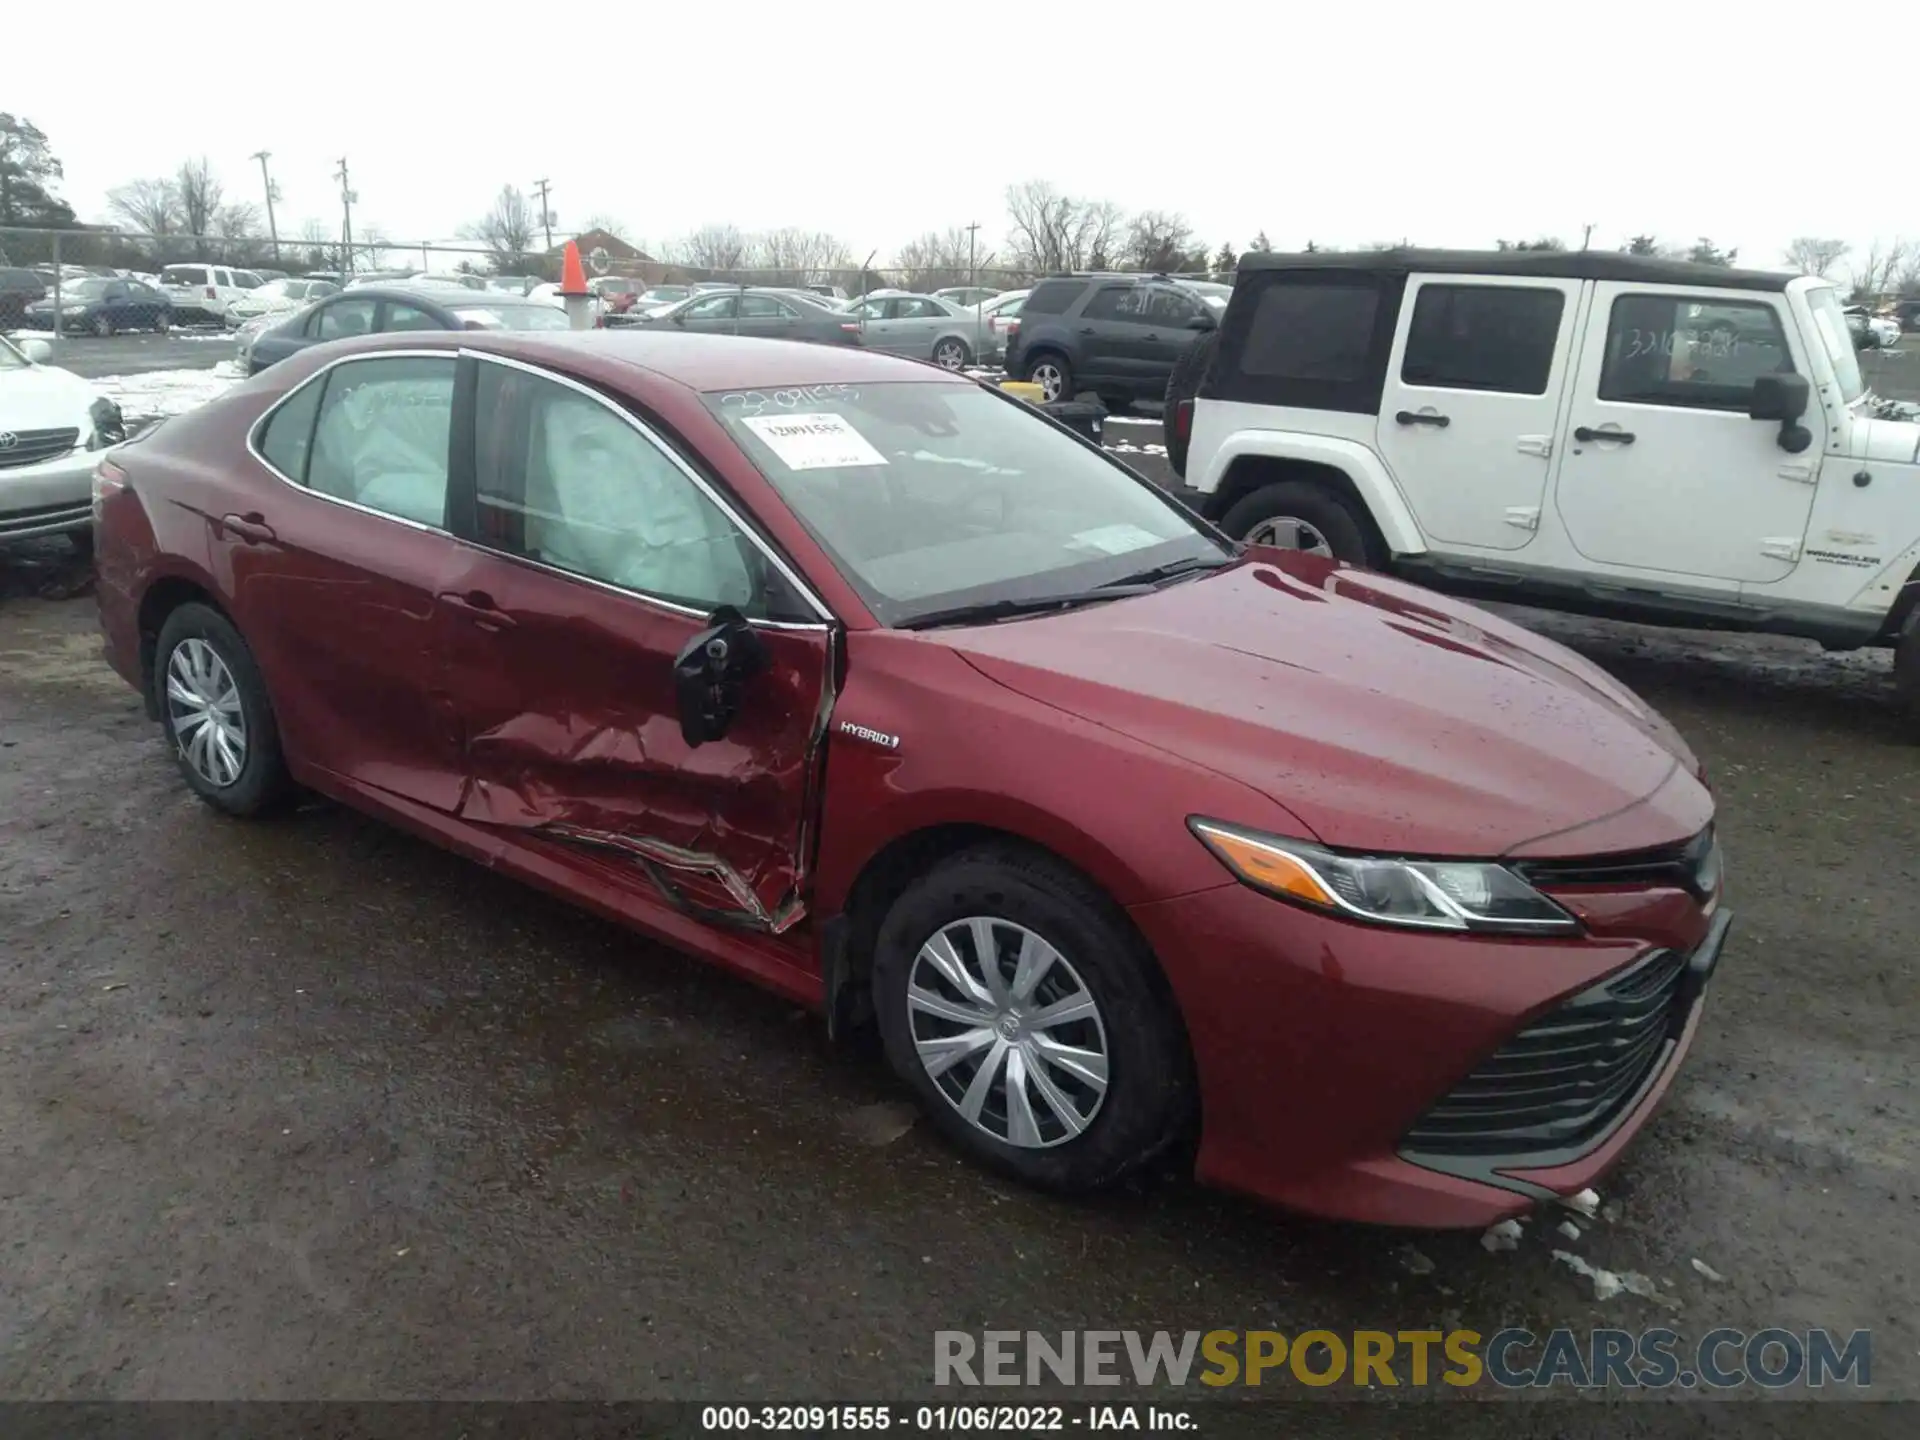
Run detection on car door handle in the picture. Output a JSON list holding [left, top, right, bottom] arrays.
[[1078, 326, 1096, 335], [1394, 410, 1451, 427], [441, 590, 517, 631], [219, 512, 276, 544], [1573, 426, 1636, 444]]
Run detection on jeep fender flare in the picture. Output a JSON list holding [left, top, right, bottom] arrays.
[[1192, 430, 1427, 557]]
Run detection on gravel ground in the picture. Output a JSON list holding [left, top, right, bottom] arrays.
[[1, 366, 1916, 1417]]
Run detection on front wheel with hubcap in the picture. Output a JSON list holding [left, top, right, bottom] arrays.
[[155, 603, 294, 817], [92, 314, 114, 338], [873, 845, 1193, 1192], [933, 337, 970, 370], [1026, 354, 1072, 404], [1221, 479, 1381, 568]]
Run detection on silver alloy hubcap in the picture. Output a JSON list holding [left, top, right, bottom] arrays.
[[1032, 363, 1064, 402], [906, 916, 1109, 1149], [166, 638, 247, 788], [935, 341, 965, 369], [1246, 516, 1334, 557]]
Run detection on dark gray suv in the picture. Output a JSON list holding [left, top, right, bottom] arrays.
[[1002, 273, 1219, 407]]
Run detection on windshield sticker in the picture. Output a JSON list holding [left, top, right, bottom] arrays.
[[740, 412, 887, 470], [1070, 524, 1165, 556]]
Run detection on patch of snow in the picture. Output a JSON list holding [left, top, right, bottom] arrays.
[[1104, 415, 1161, 427], [1396, 1244, 1435, 1276], [1555, 1220, 1583, 1242], [1479, 1219, 1523, 1253], [1690, 1257, 1727, 1283], [97, 364, 243, 424], [1552, 1250, 1678, 1307], [7, 329, 59, 341], [1558, 1187, 1601, 1218], [1107, 441, 1169, 457]]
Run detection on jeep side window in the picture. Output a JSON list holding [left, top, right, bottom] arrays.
[[1020, 280, 1080, 316], [1240, 282, 1378, 382], [1598, 295, 1791, 412], [1401, 285, 1564, 395]]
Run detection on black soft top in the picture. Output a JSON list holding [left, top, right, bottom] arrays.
[[1236, 248, 1793, 294]]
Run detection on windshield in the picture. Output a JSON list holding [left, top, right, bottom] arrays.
[[705, 382, 1225, 626], [1806, 287, 1867, 404], [452, 304, 573, 331]]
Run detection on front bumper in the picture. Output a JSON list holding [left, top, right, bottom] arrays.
[[0, 446, 95, 541], [1127, 878, 1725, 1228]]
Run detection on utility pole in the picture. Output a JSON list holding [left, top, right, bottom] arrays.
[[965, 221, 980, 284], [1581, 222, 1596, 252], [252, 150, 281, 261], [533, 178, 554, 252], [334, 157, 356, 276]]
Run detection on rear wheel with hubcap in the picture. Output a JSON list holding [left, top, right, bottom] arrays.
[[933, 337, 970, 370], [1221, 479, 1381, 567], [154, 603, 294, 817], [873, 844, 1193, 1192], [1026, 354, 1072, 404]]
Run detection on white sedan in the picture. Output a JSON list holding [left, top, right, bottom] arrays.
[[1845, 306, 1900, 349], [0, 333, 124, 548]]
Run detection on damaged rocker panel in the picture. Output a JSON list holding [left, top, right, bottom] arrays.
[[540, 823, 807, 935]]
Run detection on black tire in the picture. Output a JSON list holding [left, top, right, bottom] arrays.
[[1098, 393, 1131, 416], [1220, 479, 1382, 567], [153, 311, 171, 334], [67, 529, 94, 560], [1896, 610, 1920, 721], [1163, 331, 1220, 477], [1024, 351, 1073, 404], [932, 336, 971, 370], [872, 843, 1194, 1193], [92, 314, 114, 338], [153, 602, 295, 818]]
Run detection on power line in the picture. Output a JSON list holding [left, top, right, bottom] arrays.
[[252, 151, 280, 261], [533, 178, 554, 252], [334, 157, 356, 274]]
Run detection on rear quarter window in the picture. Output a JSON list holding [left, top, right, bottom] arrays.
[[1020, 280, 1083, 316], [1210, 271, 1402, 414], [163, 266, 209, 286], [256, 377, 325, 480]]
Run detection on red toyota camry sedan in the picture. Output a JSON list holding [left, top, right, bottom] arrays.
[[92, 330, 1728, 1228]]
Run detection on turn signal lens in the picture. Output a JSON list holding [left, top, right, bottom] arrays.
[[1188, 824, 1338, 908]]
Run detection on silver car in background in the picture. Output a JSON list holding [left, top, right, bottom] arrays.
[[843, 292, 984, 369], [223, 277, 341, 329]]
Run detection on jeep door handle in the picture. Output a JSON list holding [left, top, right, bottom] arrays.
[[1394, 410, 1450, 427], [1077, 326, 1096, 336], [1574, 426, 1636, 444]]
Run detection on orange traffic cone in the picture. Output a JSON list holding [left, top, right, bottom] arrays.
[[559, 241, 589, 296]]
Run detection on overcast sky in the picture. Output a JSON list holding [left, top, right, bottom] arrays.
[[10, 3, 1902, 275]]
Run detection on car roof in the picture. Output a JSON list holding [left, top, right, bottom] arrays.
[[1235, 247, 1792, 293], [322, 329, 968, 391]]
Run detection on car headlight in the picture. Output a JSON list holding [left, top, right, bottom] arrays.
[[1189, 818, 1580, 934], [87, 396, 127, 449]]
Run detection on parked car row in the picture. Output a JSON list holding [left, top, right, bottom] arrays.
[[236, 283, 571, 374]]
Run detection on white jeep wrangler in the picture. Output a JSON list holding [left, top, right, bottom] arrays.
[[1167, 249, 1920, 710]]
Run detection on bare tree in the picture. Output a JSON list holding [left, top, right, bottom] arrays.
[[1897, 248, 1920, 298], [750, 227, 852, 285], [1848, 239, 1912, 302], [175, 158, 224, 252], [107, 177, 180, 241], [894, 227, 975, 290], [1124, 210, 1195, 272], [295, 217, 331, 270], [582, 213, 628, 240], [1004, 180, 1125, 274], [1783, 237, 1848, 278], [465, 185, 537, 271], [213, 201, 260, 262], [1622, 234, 1665, 257], [673, 223, 749, 273], [1248, 230, 1273, 253], [354, 224, 390, 270]]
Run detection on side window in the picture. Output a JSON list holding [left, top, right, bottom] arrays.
[[1599, 295, 1792, 411], [685, 294, 736, 320], [849, 299, 884, 320], [303, 357, 455, 527], [898, 297, 943, 319], [471, 362, 762, 614], [213, 270, 233, 288], [1401, 285, 1565, 395], [1020, 280, 1079, 315], [1081, 286, 1144, 321], [1145, 286, 1202, 325], [255, 376, 325, 480], [312, 298, 377, 339], [383, 302, 441, 332], [1239, 280, 1379, 382], [738, 294, 791, 318]]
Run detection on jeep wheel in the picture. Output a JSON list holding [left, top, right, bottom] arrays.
[[1222, 481, 1381, 568], [1162, 331, 1219, 477], [1896, 611, 1920, 721]]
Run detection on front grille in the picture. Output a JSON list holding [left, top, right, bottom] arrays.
[[1512, 826, 1718, 898], [0, 427, 81, 470], [1402, 946, 1691, 1159], [0, 499, 92, 537]]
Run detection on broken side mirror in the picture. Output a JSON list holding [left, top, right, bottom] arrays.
[[1748, 372, 1812, 454], [671, 605, 769, 747]]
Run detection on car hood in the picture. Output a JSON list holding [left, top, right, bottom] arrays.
[[943, 554, 1710, 859], [0, 363, 100, 430]]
